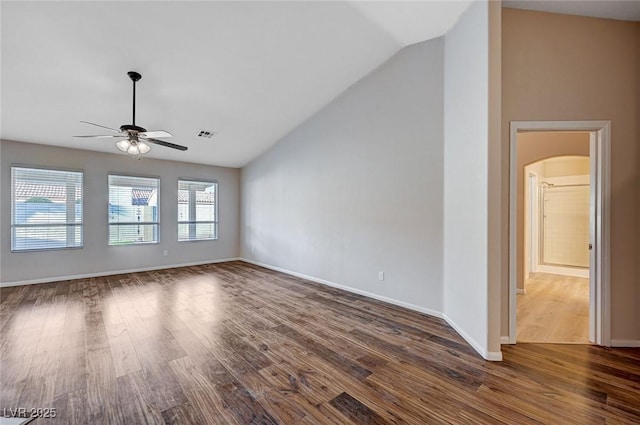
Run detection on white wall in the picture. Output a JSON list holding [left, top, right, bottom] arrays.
[[241, 39, 445, 314], [0, 140, 241, 285], [443, 0, 499, 359]]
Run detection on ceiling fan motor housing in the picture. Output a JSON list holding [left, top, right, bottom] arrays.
[[120, 124, 147, 134], [127, 71, 142, 82]]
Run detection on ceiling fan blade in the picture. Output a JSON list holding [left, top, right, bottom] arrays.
[[73, 135, 123, 138], [139, 130, 173, 138], [144, 138, 188, 151], [80, 121, 122, 133]]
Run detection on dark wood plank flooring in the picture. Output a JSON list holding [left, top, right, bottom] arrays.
[[1, 261, 639, 424]]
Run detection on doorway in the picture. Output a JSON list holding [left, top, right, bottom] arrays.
[[519, 155, 590, 343], [508, 121, 611, 346]]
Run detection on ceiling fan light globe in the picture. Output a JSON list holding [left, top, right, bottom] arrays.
[[127, 144, 140, 155], [137, 141, 151, 154], [116, 139, 131, 152]]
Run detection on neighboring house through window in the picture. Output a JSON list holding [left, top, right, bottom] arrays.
[[178, 179, 218, 241], [11, 166, 83, 251], [109, 174, 159, 245]]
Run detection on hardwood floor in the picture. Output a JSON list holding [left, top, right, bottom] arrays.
[[517, 272, 590, 343], [1, 261, 638, 424]]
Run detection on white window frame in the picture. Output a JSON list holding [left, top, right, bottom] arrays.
[[11, 165, 84, 252], [108, 174, 160, 246], [178, 179, 218, 242]]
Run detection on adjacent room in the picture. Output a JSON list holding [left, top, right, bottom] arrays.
[[516, 132, 592, 343], [1, 1, 639, 424]]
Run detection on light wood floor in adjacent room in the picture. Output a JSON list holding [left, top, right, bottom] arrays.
[[517, 272, 590, 343], [2, 262, 639, 424]]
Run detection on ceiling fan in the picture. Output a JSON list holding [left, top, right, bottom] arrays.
[[74, 71, 187, 155]]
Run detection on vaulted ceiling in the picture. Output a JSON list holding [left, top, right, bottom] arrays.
[[1, 1, 470, 167], [2, 1, 638, 167]]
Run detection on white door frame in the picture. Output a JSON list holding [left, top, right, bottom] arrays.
[[508, 120, 611, 346], [526, 171, 539, 277]]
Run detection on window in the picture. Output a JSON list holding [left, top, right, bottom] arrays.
[[178, 179, 218, 241], [108, 175, 159, 245], [11, 166, 83, 251]]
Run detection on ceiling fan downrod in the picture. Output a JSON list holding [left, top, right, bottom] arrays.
[[120, 71, 146, 134], [128, 71, 142, 126]]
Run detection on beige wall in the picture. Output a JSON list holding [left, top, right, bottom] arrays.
[[516, 132, 589, 289], [502, 9, 640, 341], [637, 21, 640, 335], [487, 0, 503, 357]]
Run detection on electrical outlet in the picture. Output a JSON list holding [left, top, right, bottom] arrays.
[[378, 271, 384, 281], [163, 250, 168, 257]]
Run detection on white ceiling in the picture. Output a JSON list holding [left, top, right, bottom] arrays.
[[351, 1, 472, 45], [503, 0, 640, 22], [1, 1, 470, 168], [4, 1, 636, 168]]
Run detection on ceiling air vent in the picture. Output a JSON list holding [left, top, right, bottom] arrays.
[[197, 130, 215, 138]]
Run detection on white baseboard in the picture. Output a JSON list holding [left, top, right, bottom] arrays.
[[498, 338, 638, 347], [0, 257, 242, 288], [516, 288, 526, 295], [535, 264, 589, 278], [240, 258, 503, 361], [442, 313, 503, 361], [611, 339, 640, 348], [240, 258, 443, 319]]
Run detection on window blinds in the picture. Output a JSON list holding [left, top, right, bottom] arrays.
[[108, 174, 159, 245], [11, 166, 83, 251]]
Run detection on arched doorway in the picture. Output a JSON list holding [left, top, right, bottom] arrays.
[[519, 155, 590, 342]]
